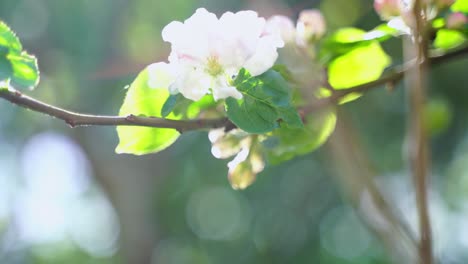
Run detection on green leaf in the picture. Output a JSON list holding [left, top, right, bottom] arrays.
[[319, 27, 395, 63], [116, 69, 180, 155], [452, 0, 468, 12], [226, 97, 279, 133], [0, 21, 40, 89], [328, 42, 391, 89], [225, 69, 303, 133], [161, 93, 217, 119], [161, 94, 182, 118], [434, 29, 466, 50], [432, 18, 446, 29], [0, 57, 12, 81], [0, 21, 22, 53], [8, 53, 39, 87], [264, 108, 337, 164]]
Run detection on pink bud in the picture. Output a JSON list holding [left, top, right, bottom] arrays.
[[296, 9, 326, 46], [447, 12, 468, 29], [374, 0, 403, 20]]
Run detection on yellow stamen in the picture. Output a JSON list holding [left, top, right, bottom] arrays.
[[205, 56, 224, 76]]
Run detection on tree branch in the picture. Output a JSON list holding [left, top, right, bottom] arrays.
[[0, 45, 468, 132], [406, 1, 432, 263], [0, 88, 230, 133], [307, 44, 468, 112]]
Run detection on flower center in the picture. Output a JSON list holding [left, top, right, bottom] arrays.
[[205, 56, 224, 77]]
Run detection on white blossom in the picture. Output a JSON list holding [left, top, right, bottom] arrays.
[[147, 8, 284, 101]]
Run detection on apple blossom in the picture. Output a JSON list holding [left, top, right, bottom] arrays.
[[374, 0, 403, 20], [147, 8, 284, 101], [447, 12, 468, 29]]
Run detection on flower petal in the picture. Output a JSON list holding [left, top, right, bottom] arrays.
[[243, 36, 281, 76], [147, 62, 177, 89], [217, 11, 266, 68], [265, 15, 296, 44], [162, 8, 218, 61], [174, 67, 211, 101], [212, 76, 242, 101]]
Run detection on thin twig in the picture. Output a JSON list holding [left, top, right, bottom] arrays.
[[0, 46, 468, 132], [406, 1, 433, 263], [0, 88, 230, 133], [306, 45, 468, 113]]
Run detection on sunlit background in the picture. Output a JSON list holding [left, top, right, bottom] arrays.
[[1, 0, 468, 263]]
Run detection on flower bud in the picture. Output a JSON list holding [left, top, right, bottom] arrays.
[[374, 0, 403, 20], [447, 12, 468, 29], [296, 9, 326, 46]]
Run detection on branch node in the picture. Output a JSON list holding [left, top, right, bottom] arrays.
[[125, 114, 136, 122], [66, 119, 76, 128]]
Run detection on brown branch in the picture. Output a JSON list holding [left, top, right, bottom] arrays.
[[0, 45, 468, 132], [406, 1, 432, 263], [0, 88, 230, 133], [306, 44, 468, 113]]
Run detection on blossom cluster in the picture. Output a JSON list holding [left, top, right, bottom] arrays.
[[147, 8, 284, 101]]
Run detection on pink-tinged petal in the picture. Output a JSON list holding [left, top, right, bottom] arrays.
[[147, 62, 177, 89]]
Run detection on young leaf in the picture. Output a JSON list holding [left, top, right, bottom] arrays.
[[0, 21, 40, 88], [225, 69, 303, 134], [319, 27, 395, 63], [8, 53, 39, 87], [116, 69, 180, 155], [0, 22, 22, 53], [264, 108, 337, 164], [161, 93, 217, 119], [452, 0, 468, 13], [161, 94, 182, 118], [434, 29, 466, 50], [328, 42, 391, 89]]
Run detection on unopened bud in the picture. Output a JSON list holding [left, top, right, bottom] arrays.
[[374, 0, 403, 20], [296, 9, 326, 46], [447, 12, 468, 29]]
